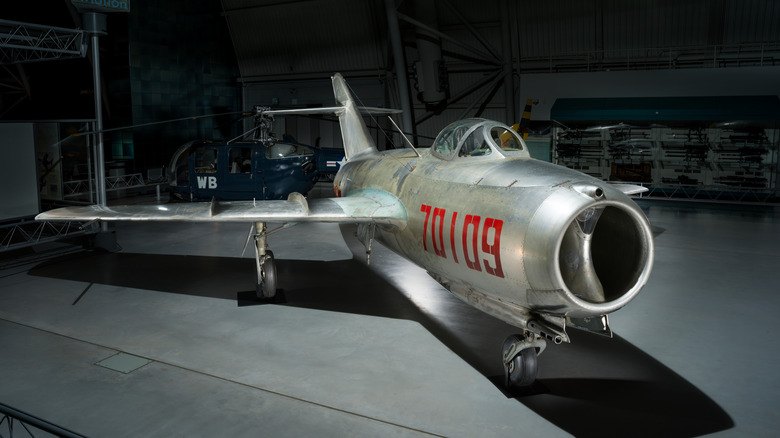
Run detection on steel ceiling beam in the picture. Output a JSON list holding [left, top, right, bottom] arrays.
[[397, 12, 500, 66]]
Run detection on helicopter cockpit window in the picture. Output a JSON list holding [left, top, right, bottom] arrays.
[[193, 145, 218, 174], [267, 143, 296, 158], [266, 143, 314, 159], [229, 147, 251, 173]]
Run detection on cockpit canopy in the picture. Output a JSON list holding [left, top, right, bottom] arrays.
[[431, 118, 530, 161]]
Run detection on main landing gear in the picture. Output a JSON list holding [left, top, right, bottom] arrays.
[[253, 222, 277, 299], [502, 332, 547, 388]]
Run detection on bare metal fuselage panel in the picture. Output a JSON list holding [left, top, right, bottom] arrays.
[[334, 146, 654, 338]]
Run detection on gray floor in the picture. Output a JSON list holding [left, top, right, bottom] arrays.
[[1, 195, 778, 437]]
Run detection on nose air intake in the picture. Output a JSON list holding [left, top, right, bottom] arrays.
[[558, 204, 651, 305], [559, 207, 606, 302]]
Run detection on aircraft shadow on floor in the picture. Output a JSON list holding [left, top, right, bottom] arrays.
[[29, 249, 732, 437]]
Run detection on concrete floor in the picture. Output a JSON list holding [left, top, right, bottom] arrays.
[[1, 195, 778, 437]]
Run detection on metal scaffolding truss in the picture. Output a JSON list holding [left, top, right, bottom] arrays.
[[1, 173, 157, 252], [0, 218, 93, 252], [0, 19, 86, 65], [63, 173, 148, 199], [643, 184, 778, 203]]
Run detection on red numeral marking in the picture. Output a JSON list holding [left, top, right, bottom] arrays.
[[432, 208, 447, 258], [421, 204, 503, 278], [421, 204, 432, 251], [482, 218, 504, 278], [462, 214, 482, 272], [450, 211, 459, 264]]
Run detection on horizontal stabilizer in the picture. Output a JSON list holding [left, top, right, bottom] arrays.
[[263, 106, 401, 117]]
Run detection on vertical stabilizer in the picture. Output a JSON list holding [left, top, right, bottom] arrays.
[[332, 73, 378, 160]]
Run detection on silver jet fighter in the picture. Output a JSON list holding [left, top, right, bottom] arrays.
[[37, 73, 654, 388]]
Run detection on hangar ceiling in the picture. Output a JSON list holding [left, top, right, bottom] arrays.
[[222, 0, 780, 80], [221, 0, 386, 80], [220, 0, 780, 142]]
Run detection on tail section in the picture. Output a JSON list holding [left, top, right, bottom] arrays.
[[332, 73, 378, 160]]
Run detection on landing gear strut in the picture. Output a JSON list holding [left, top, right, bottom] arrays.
[[502, 332, 547, 388], [253, 222, 277, 299]]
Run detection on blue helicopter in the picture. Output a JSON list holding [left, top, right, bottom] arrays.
[[169, 107, 344, 201]]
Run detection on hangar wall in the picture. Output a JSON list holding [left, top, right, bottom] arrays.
[[125, 0, 241, 172], [517, 66, 780, 121]]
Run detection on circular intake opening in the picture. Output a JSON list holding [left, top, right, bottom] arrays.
[[558, 205, 650, 304]]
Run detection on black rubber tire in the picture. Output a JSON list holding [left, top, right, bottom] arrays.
[[503, 335, 539, 388], [256, 251, 277, 299]]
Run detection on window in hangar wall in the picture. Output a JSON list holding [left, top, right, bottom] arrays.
[[1, 123, 38, 220]]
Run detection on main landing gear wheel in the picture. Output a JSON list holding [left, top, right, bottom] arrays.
[[252, 222, 277, 300], [256, 250, 277, 299], [502, 334, 540, 388]]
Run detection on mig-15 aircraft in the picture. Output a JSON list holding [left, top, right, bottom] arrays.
[[37, 73, 654, 388]]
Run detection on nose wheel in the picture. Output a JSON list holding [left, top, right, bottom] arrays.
[[502, 333, 546, 388]]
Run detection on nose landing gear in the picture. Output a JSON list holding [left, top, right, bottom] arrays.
[[502, 332, 547, 388]]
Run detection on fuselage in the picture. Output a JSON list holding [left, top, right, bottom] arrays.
[[168, 140, 341, 201], [334, 141, 654, 330]]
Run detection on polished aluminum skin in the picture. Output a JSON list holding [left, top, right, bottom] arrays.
[[335, 119, 654, 342], [37, 73, 654, 345]]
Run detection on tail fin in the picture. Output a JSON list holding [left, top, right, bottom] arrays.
[[332, 73, 378, 160]]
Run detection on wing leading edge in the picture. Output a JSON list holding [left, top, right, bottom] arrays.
[[36, 189, 408, 230]]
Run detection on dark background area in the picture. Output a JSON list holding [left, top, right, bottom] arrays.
[[2, 1, 241, 173]]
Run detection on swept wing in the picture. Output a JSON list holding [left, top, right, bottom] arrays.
[[35, 190, 407, 229]]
